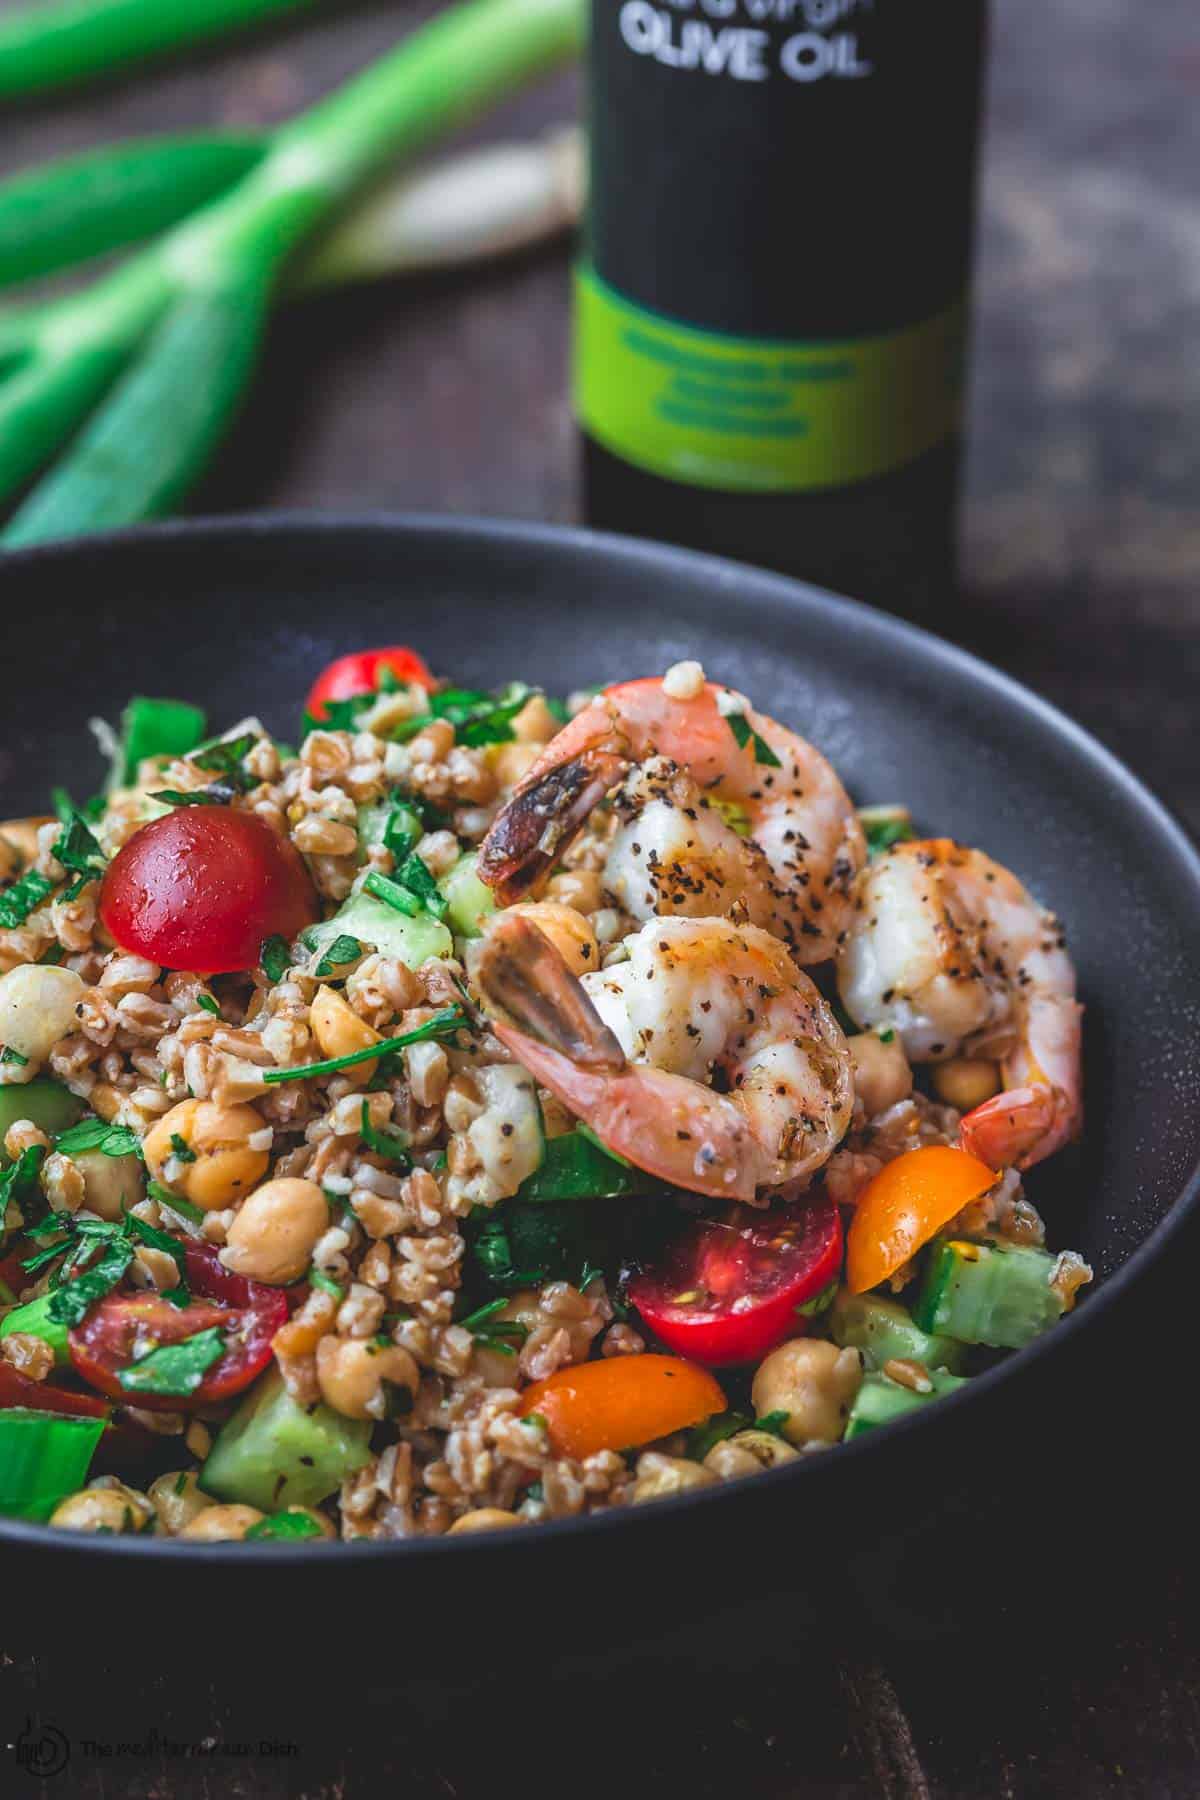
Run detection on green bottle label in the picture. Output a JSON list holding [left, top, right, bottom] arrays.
[[575, 265, 966, 494]]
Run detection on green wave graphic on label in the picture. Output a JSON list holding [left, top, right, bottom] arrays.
[[574, 266, 966, 493]]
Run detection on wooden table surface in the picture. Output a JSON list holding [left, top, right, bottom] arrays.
[[3, 1, 1199, 1793]]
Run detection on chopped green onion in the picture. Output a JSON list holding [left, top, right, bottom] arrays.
[[0, 1046, 29, 1068], [263, 1005, 466, 1084], [359, 1101, 411, 1167], [363, 870, 422, 918], [308, 1267, 344, 1301], [0, 1408, 107, 1523], [396, 854, 449, 921], [195, 993, 220, 1017]]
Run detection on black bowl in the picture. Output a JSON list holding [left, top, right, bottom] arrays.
[[2, 516, 1198, 1662]]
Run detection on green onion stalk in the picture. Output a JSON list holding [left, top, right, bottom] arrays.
[[0, 0, 585, 547], [0, 0, 323, 101]]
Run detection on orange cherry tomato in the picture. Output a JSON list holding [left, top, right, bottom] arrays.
[[519, 1354, 726, 1459], [846, 1144, 997, 1294]]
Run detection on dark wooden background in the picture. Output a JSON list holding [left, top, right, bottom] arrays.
[[2, 1, 1199, 1793]]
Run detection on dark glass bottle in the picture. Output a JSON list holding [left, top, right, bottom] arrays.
[[577, 0, 989, 621]]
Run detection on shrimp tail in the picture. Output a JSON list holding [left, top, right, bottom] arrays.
[[476, 749, 628, 903], [473, 912, 763, 1200], [471, 913, 626, 1069], [486, 1020, 762, 1202], [958, 1085, 1074, 1172]]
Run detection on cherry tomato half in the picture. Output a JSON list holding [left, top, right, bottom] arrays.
[[68, 1243, 288, 1412], [845, 1144, 997, 1295], [0, 1363, 111, 1420], [99, 808, 318, 976], [306, 646, 433, 721], [519, 1354, 725, 1459], [628, 1195, 843, 1367]]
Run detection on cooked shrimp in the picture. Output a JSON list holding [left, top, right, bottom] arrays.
[[476, 668, 866, 963], [471, 912, 854, 1203], [837, 838, 1082, 1170]]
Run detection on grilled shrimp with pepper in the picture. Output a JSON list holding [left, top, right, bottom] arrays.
[[472, 911, 854, 1203], [477, 666, 866, 964], [837, 837, 1083, 1170]]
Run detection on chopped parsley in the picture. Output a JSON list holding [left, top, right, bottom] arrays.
[[51, 809, 108, 901], [46, 1234, 135, 1326], [755, 1410, 791, 1439], [245, 1510, 326, 1543], [859, 807, 916, 856], [263, 1005, 465, 1084], [381, 803, 423, 864], [395, 854, 448, 921], [359, 1101, 411, 1167], [0, 1144, 45, 1218], [686, 1410, 753, 1462], [314, 934, 363, 978], [0, 869, 54, 929], [151, 788, 226, 808], [260, 935, 292, 984], [192, 731, 258, 788], [726, 712, 782, 768], [148, 1181, 206, 1227], [56, 1119, 142, 1159], [0, 1046, 29, 1068], [388, 681, 538, 750], [117, 1326, 226, 1397], [169, 1133, 197, 1164]]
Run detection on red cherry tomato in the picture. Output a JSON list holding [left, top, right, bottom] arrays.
[[306, 645, 433, 721], [68, 1243, 288, 1412], [0, 1363, 111, 1419], [99, 808, 318, 976], [628, 1195, 843, 1367]]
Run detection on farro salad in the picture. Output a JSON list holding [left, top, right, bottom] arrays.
[[0, 651, 1091, 1543]]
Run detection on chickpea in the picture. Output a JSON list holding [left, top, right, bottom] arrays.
[[72, 1147, 145, 1222], [220, 1177, 328, 1285], [179, 1504, 265, 1542], [848, 1031, 913, 1118], [315, 1334, 419, 1421], [632, 1452, 718, 1505], [50, 1481, 154, 1535], [752, 1339, 864, 1447], [933, 1057, 1001, 1112], [143, 1098, 270, 1211], [704, 1428, 800, 1481], [512, 695, 562, 745], [448, 1508, 523, 1535], [491, 740, 543, 789], [545, 869, 604, 914], [0, 817, 53, 865], [506, 901, 599, 978], [147, 1470, 215, 1536], [309, 985, 379, 1085], [0, 964, 86, 1063]]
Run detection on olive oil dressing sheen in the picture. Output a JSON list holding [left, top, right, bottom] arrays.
[[577, 0, 989, 614]]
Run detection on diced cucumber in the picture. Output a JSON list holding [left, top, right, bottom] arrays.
[[305, 885, 452, 972], [844, 1369, 969, 1440], [201, 1368, 372, 1512], [0, 1291, 70, 1366], [0, 1080, 83, 1166], [829, 1290, 967, 1375], [914, 1239, 1068, 1350], [440, 852, 496, 940]]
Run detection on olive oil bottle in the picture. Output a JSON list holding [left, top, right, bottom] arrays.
[[577, 0, 989, 617]]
